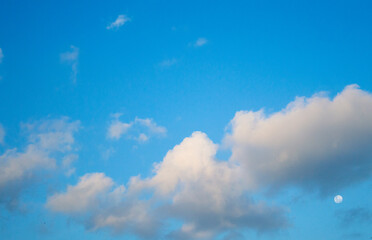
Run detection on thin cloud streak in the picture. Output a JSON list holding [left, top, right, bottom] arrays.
[[0, 48, 3, 63], [60, 46, 79, 83], [107, 15, 130, 30]]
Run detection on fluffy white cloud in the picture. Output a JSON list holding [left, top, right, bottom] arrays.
[[135, 132, 286, 238], [224, 84, 372, 195], [46, 85, 372, 239], [48, 132, 287, 239], [60, 45, 79, 83], [194, 37, 208, 47], [107, 116, 166, 142], [0, 146, 55, 188], [47, 173, 114, 213], [0, 48, 3, 63], [107, 120, 132, 140], [0, 117, 80, 210], [106, 15, 130, 30], [0, 123, 4, 144]]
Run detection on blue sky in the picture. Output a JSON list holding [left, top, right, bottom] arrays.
[[0, 0, 372, 239]]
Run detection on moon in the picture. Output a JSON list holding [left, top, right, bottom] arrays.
[[334, 195, 343, 204]]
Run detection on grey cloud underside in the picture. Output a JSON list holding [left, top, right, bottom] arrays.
[[0, 118, 80, 210], [335, 207, 372, 227], [47, 133, 288, 239], [46, 85, 372, 239], [225, 84, 372, 195]]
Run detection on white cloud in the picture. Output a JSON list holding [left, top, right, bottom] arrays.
[[137, 133, 149, 143], [48, 132, 287, 238], [47, 173, 114, 213], [194, 38, 208, 47], [45, 85, 372, 238], [0, 146, 56, 188], [107, 120, 132, 140], [224, 84, 372, 195], [106, 15, 131, 30], [60, 46, 79, 83], [0, 117, 80, 210], [0, 123, 5, 144], [0, 48, 3, 63], [107, 116, 166, 143], [134, 117, 167, 135]]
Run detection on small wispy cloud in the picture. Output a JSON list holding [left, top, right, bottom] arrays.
[[158, 58, 177, 68], [0, 48, 3, 63], [107, 115, 166, 143], [107, 14, 131, 30], [194, 37, 208, 47], [60, 46, 79, 84]]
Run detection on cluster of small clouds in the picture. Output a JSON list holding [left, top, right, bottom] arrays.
[[2, 85, 372, 238], [46, 85, 372, 239], [58, 14, 207, 82], [107, 115, 166, 143], [0, 117, 80, 210], [60, 45, 79, 84]]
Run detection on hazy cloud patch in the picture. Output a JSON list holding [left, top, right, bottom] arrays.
[[335, 207, 372, 227], [0, 123, 5, 144], [194, 38, 207, 47], [0, 48, 3, 63], [107, 15, 130, 30], [158, 59, 177, 68], [107, 115, 166, 143], [60, 45, 79, 83]]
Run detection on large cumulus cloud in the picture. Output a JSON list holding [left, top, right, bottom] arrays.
[[46, 85, 372, 239], [47, 132, 287, 239], [224, 84, 372, 195]]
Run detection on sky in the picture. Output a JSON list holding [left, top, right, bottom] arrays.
[[0, 0, 372, 239]]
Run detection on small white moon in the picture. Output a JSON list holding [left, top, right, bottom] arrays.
[[334, 195, 343, 204]]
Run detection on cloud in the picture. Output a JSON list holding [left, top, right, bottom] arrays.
[[47, 173, 114, 213], [107, 116, 166, 143], [46, 85, 372, 239], [224, 84, 372, 195], [158, 59, 177, 68], [335, 207, 372, 227], [60, 45, 79, 83], [0, 48, 3, 63], [47, 172, 159, 238], [107, 120, 132, 140], [194, 38, 208, 47], [0, 117, 80, 210], [106, 15, 131, 30], [0, 123, 5, 144], [48, 132, 287, 239]]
